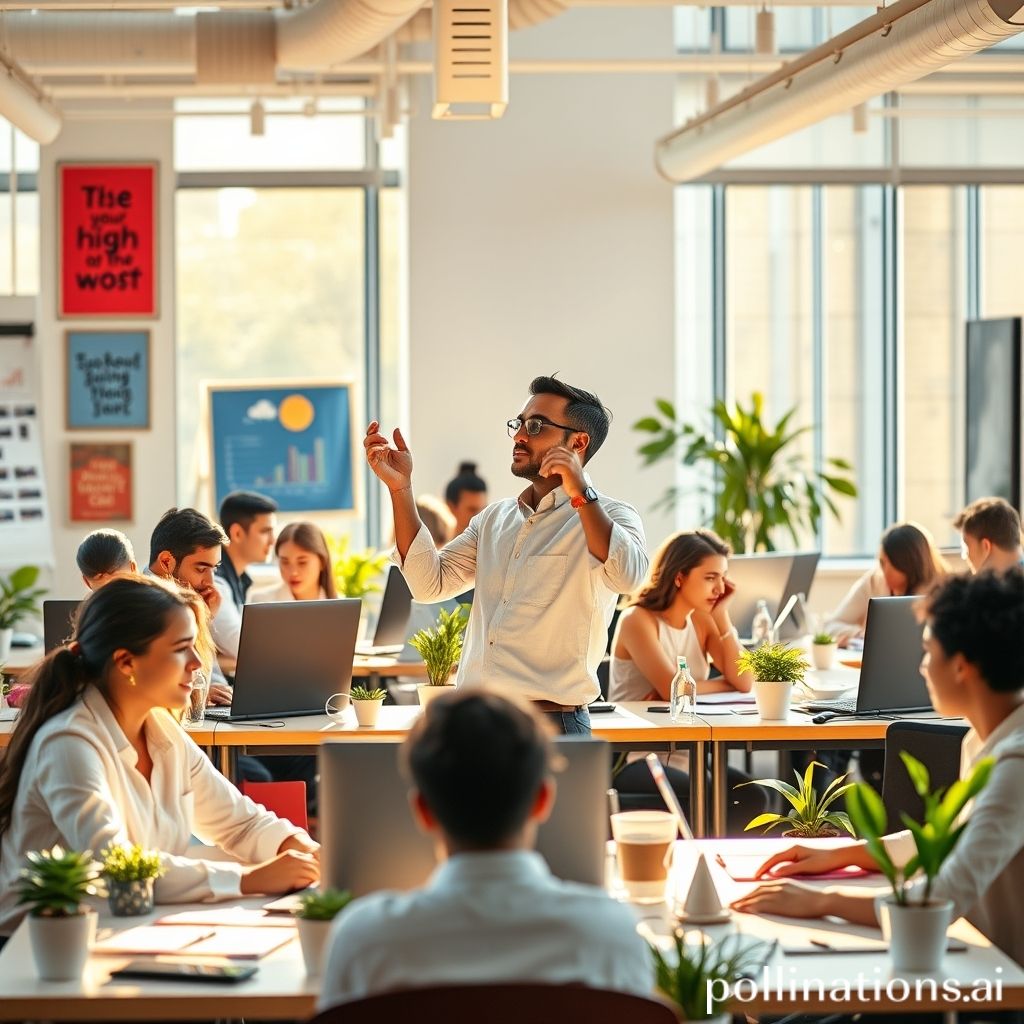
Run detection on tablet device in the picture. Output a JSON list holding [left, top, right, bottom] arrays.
[[110, 961, 258, 983]]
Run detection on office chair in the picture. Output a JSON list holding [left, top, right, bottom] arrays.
[[239, 780, 309, 831], [309, 983, 680, 1024], [881, 721, 969, 825]]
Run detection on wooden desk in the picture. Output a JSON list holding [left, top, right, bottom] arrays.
[[1, 643, 42, 678], [0, 897, 316, 1021], [652, 839, 1024, 1016]]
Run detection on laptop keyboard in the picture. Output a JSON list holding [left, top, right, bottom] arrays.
[[796, 697, 858, 714], [205, 707, 232, 719]]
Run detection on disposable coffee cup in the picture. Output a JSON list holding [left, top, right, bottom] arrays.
[[610, 810, 676, 903]]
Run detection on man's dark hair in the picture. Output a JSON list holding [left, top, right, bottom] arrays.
[[529, 375, 611, 464], [445, 462, 487, 507], [401, 690, 553, 847], [923, 568, 1024, 694], [149, 507, 228, 566], [219, 490, 278, 535], [953, 497, 1023, 552]]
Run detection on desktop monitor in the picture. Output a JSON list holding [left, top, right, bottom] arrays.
[[43, 599, 80, 652], [319, 738, 610, 896], [726, 551, 820, 639]]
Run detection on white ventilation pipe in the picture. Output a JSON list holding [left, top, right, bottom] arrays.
[[656, 0, 1024, 182], [0, 56, 61, 142]]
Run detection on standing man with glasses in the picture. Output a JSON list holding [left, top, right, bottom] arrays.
[[364, 375, 648, 735]]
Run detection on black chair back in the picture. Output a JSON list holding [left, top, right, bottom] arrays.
[[882, 720, 969, 825]]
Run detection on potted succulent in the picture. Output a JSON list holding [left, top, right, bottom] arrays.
[[292, 888, 353, 976], [101, 843, 163, 916], [408, 604, 469, 708], [736, 642, 808, 721], [811, 631, 838, 670], [846, 751, 994, 972], [741, 761, 855, 838], [350, 684, 387, 727], [649, 931, 775, 1022], [0, 565, 46, 662], [15, 845, 104, 981]]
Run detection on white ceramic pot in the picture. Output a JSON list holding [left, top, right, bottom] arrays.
[[417, 683, 456, 708], [352, 697, 384, 727], [878, 896, 954, 973], [753, 679, 793, 721], [811, 643, 837, 670], [296, 917, 334, 976], [28, 910, 97, 981], [0, 627, 12, 663]]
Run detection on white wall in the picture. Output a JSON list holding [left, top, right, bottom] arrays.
[[36, 108, 177, 596], [404, 8, 679, 550]]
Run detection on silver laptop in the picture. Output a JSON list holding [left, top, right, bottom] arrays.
[[355, 566, 413, 656], [319, 738, 610, 895], [207, 599, 360, 722], [728, 551, 820, 639], [799, 596, 930, 717]]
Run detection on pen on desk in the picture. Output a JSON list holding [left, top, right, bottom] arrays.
[[809, 938, 832, 950]]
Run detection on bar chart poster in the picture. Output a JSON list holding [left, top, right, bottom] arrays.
[[208, 382, 355, 513]]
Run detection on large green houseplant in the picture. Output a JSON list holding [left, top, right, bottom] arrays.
[[633, 393, 857, 552], [846, 751, 994, 972]]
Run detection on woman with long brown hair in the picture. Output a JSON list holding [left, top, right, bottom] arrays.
[[0, 575, 319, 945], [608, 529, 763, 833], [252, 521, 337, 602], [826, 521, 949, 646]]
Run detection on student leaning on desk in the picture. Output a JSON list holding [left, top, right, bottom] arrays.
[[0, 575, 320, 948], [733, 568, 1024, 969]]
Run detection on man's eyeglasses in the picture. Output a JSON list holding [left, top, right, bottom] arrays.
[[506, 416, 578, 438]]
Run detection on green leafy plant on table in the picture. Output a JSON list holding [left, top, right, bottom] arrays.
[[16, 846, 104, 917], [649, 931, 775, 1020], [351, 684, 388, 702], [408, 605, 470, 686], [812, 632, 836, 646], [293, 889, 353, 921], [326, 535, 390, 599], [741, 760, 855, 838], [100, 843, 163, 882], [0, 565, 46, 631], [846, 751, 994, 905], [633, 393, 857, 553], [736, 642, 809, 684]]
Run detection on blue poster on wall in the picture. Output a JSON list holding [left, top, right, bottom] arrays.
[[66, 330, 150, 429], [209, 381, 355, 513]]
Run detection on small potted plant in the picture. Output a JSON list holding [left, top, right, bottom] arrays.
[[649, 931, 775, 1022], [741, 761, 855, 838], [736, 642, 808, 721], [350, 684, 387, 727], [0, 565, 46, 662], [292, 888, 353, 976], [101, 843, 163, 916], [408, 604, 469, 707], [811, 631, 838, 670], [15, 845, 104, 981], [846, 751, 993, 972]]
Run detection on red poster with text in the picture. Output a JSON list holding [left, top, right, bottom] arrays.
[[60, 164, 157, 317], [69, 443, 133, 523]]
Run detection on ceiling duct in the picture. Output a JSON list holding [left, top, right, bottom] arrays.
[[0, 54, 61, 143], [656, 0, 1024, 182], [196, 11, 275, 85]]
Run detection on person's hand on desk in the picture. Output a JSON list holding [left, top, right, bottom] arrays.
[[279, 833, 320, 861], [240, 849, 320, 895], [754, 843, 872, 879], [730, 879, 835, 919], [207, 683, 233, 706]]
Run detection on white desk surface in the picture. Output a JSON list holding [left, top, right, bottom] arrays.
[[0, 839, 1020, 1020]]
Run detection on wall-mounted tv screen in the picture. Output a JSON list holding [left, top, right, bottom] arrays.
[[965, 317, 1021, 509]]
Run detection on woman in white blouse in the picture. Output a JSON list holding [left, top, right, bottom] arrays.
[[0, 575, 319, 942], [826, 521, 948, 647], [608, 529, 763, 833], [251, 521, 337, 603], [733, 568, 1024, 969]]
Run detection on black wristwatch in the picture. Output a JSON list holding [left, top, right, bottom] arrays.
[[571, 486, 599, 509]]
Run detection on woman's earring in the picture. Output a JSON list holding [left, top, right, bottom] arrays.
[[128, 673, 137, 687]]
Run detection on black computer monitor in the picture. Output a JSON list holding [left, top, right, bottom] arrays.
[[43, 599, 81, 652]]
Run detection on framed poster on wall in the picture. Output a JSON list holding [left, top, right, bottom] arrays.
[[207, 380, 356, 514], [66, 330, 151, 430], [58, 162, 158, 318], [69, 442, 133, 523]]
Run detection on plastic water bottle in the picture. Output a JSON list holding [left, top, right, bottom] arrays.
[[751, 599, 776, 647], [669, 656, 697, 723]]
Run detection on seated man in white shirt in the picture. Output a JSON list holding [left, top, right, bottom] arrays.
[[317, 689, 653, 1010], [731, 568, 1024, 970]]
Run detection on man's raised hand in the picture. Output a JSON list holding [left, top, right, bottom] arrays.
[[364, 421, 413, 492]]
